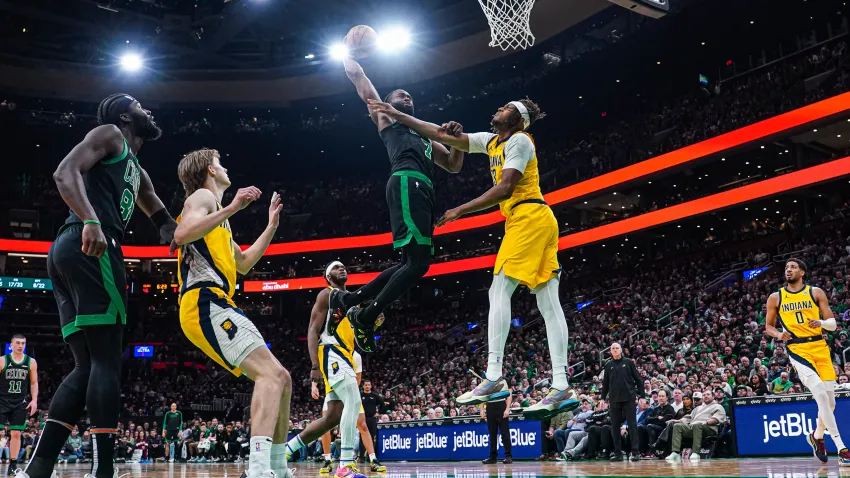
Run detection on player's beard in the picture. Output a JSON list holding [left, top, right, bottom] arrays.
[[139, 118, 163, 141], [392, 101, 414, 116]]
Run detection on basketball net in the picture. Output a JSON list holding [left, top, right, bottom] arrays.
[[477, 0, 536, 50]]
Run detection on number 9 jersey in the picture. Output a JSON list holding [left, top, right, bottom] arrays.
[[777, 285, 836, 381]]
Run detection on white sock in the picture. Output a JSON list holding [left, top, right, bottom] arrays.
[[535, 277, 570, 391], [369, 453, 376, 462], [323, 453, 331, 461], [485, 271, 519, 382], [271, 443, 287, 477], [248, 436, 272, 477]]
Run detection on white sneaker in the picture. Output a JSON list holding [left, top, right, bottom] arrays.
[[689, 453, 701, 462], [665, 452, 682, 462], [84, 468, 119, 478]]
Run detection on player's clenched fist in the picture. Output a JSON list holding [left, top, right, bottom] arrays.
[[229, 186, 261, 211]]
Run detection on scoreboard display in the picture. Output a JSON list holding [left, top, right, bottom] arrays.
[[0, 277, 52, 291]]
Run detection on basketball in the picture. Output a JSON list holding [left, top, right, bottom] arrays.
[[344, 25, 378, 59]]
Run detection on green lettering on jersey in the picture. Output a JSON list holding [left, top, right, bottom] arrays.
[[422, 138, 432, 160]]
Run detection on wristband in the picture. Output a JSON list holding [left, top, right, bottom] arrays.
[[83, 220, 101, 226], [311, 366, 319, 370], [151, 208, 176, 230]]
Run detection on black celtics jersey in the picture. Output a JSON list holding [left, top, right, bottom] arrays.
[[0, 354, 30, 410], [379, 122, 435, 182], [63, 136, 141, 240]]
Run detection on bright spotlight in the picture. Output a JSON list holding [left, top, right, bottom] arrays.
[[378, 27, 411, 52], [120, 53, 143, 72], [330, 43, 349, 60]]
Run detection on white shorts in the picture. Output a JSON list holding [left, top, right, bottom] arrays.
[[322, 347, 357, 390], [323, 393, 365, 414]]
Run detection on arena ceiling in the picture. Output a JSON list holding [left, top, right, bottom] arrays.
[[0, 0, 526, 73]]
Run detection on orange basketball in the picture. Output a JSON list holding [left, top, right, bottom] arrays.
[[345, 25, 378, 59]]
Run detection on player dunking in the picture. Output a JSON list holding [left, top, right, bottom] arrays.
[[0, 335, 37, 476], [283, 262, 385, 478], [339, 57, 464, 352], [23, 94, 177, 478], [368, 98, 578, 419], [174, 149, 292, 478], [765, 258, 850, 466]]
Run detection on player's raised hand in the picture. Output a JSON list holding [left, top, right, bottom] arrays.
[[436, 207, 463, 227], [367, 99, 399, 116], [440, 121, 464, 137], [230, 186, 261, 211], [268, 191, 283, 229]]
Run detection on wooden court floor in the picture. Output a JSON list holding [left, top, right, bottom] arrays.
[[45, 458, 850, 477]]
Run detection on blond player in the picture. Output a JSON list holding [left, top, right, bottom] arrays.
[[368, 98, 578, 419]]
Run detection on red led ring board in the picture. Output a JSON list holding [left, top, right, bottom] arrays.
[[242, 156, 850, 292], [2, 92, 850, 258]]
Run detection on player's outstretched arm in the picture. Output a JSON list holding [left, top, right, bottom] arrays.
[[173, 187, 255, 245], [136, 167, 178, 247], [27, 358, 38, 416], [368, 100, 471, 151], [232, 191, 282, 274], [764, 293, 791, 340], [343, 58, 392, 129], [308, 289, 330, 386], [432, 121, 465, 173]]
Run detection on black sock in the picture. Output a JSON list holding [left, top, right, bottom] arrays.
[[84, 325, 124, 478], [24, 334, 90, 478], [343, 264, 402, 308], [9, 458, 17, 470], [359, 244, 431, 325]]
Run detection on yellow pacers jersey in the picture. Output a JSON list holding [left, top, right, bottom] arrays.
[[485, 132, 545, 219], [318, 287, 356, 392], [177, 202, 237, 299], [778, 285, 836, 381]]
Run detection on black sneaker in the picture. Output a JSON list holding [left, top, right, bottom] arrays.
[[369, 459, 387, 472], [629, 453, 641, 462], [503, 457, 513, 464], [610, 452, 624, 461], [482, 457, 498, 464], [347, 306, 377, 353]]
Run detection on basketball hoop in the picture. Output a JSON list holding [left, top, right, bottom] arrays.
[[477, 0, 536, 50]]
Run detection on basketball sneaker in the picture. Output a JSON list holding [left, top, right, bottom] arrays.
[[456, 377, 510, 405], [522, 388, 580, 420], [14, 471, 57, 478], [369, 459, 387, 472], [808, 432, 828, 463], [320, 460, 333, 474], [838, 448, 850, 467], [334, 464, 366, 478], [346, 307, 376, 353]]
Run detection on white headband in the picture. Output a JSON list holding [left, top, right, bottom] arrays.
[[510, 101, 531, 130], [325, 261, 344, 280]]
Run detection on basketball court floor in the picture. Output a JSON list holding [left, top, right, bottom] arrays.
[[43, 458, 850, 477]]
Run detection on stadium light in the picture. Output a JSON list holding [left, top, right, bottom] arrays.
[[377, 27, 411, 52], [329, 43, 349, 60], [120, 53, 143, 72]]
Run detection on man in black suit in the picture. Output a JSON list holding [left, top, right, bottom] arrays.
[[601, 342, 644, 462]]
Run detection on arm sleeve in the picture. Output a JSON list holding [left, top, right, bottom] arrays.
[[502, 134, 535, 174], [467, 132, 497, 154], [163, 413, 168, 430], [179, 411, 183, 431]]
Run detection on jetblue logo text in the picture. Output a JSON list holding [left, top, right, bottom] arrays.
[[378, 421, 540, 460]]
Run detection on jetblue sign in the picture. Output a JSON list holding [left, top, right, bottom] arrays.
[[733, 392, 850, 455], [743, 266, 769, 281], [378, 419, 541, 460], [133, 345, 154, 358]]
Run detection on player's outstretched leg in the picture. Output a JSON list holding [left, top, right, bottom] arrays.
[[523, 277, 580, 420], [21, 334, 90, 478], [801, 371, 849, 465], [270, 366, 293, 478], [346, 244, 430, 352], [320, 431, 334, 473], [357, 414, 385, 472], [238, 347, 289, 478], [284, 403, 343, 461], [457, 271, 518, 405], [331, 380, 366, 478]]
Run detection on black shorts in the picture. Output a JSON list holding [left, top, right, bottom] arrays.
[[166, 429, 180, 442], [47, 224, 127, 341], [386, 170, 435, 250], [0, 406, 27, 431]]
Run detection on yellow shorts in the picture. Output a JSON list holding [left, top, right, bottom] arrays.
[[788, 342, 837, 382], [495, 204, 560, 289], [179, 287, 265, 377]]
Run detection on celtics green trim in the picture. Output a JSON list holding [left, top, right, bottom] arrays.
[[61, 322, 82, 339], [392, 174, 433, 249], [102, 137, 129, 165], [391, 170, 433, 189], [73, 251, 126, 328], [9, 425, 26, 431], [8, 353, 26, 366]]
